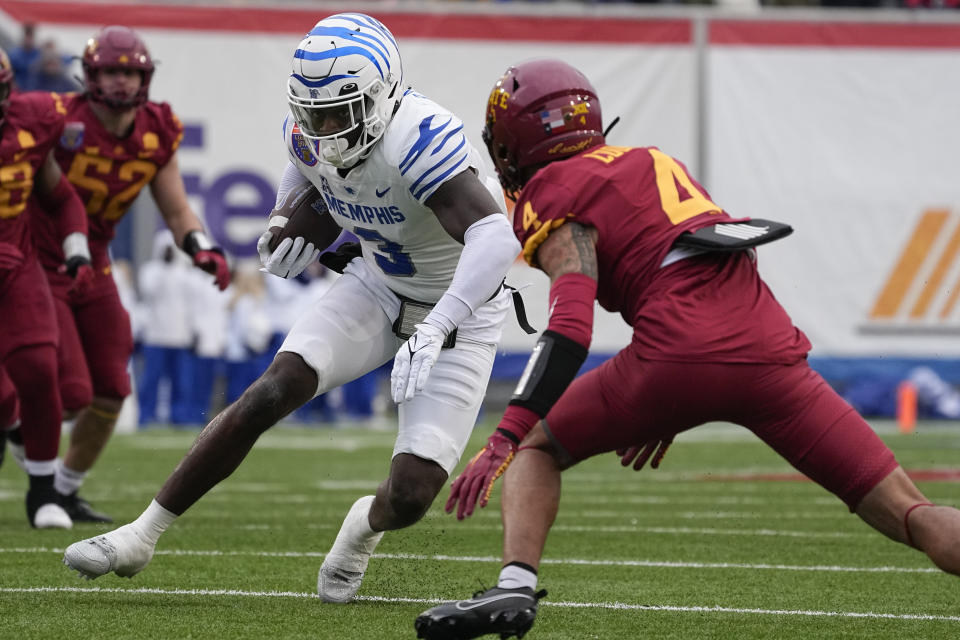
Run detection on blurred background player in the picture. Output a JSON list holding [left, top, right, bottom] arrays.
[[416, 59, 960, 640], [62, 13, 520, 604], [0, 46, 94, 529], [15, 25, 231, 523]]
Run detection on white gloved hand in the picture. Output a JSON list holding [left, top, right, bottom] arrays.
[[391, 322, 446, 404], [257, 233, 319, 279]]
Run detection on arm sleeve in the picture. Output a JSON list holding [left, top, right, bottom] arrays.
[[274, 162, 312, 209], [423, 213, 520, 335]]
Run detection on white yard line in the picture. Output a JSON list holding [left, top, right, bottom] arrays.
[[1, 586, 957, 623], [0, 547, 936, 573]]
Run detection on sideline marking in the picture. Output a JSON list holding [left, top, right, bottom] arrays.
[[1, 547, 937, 574], [2, 586, 958, 622]]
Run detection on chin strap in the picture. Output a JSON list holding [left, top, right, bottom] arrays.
[[904, 502, 935, 548], [602, 116, 620, 138]]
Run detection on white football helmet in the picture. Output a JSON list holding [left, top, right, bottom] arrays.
[[288, 13, 403, 168]]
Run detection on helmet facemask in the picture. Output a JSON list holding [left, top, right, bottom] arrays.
[[82, 26, 154, 110], [288, 74, 391, 169]]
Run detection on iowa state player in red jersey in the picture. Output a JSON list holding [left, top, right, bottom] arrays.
[[0, 47, 95, 529], [22, 26, 230, 523], [415, 60, 960, 640]]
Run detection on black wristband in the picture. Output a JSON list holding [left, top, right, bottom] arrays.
[[496, 428, 521, 445], [508, 329, 588, 418], [64, 254, 91, 278], [182, 230, 213, 257]]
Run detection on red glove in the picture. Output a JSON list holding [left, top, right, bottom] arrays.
[[193, 248, 230, 291], [617, 438, 673, 471], [445, 430, 517, 520], [60, 255, 94, 296]]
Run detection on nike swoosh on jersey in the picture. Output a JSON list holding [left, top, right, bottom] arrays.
[[376, 187, 391, 197]]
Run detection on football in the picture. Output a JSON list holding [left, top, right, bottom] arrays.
[[267, 182, 341, 253]]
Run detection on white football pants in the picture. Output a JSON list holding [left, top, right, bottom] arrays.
[[278, 259, 510, 474]]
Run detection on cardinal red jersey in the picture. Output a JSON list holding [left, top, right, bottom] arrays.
[[0, 91, 67, 282], [30, 94, 184, 272], [515, 145, 811, 364]]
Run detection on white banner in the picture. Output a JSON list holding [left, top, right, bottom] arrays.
[[709, 22, 960, 357], [6, 5, 960, 362]]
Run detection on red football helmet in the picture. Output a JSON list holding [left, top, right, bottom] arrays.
[[482, 59, 605, 200], [0, 48, 13, 126], [82, 25, 154, 109]]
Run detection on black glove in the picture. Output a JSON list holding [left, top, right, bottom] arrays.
[[318, 242, 362, 274]]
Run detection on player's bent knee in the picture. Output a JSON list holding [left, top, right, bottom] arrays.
[[386, 454, 448, 524], [92, 396, 124, 414], [60, 378, 93, 413], [87, 396, 123, 423], [386, 481, 437, 525]]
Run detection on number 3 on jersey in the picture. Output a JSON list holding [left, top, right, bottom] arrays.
[[649, 148, 720, 225], [353, 227, 416, 276]]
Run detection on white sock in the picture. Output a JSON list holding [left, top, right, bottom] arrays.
[[497, 564, 538, 590], [24, 458, 57, 476], [132, 499, 178, 546], [54, 460, 87, 495]]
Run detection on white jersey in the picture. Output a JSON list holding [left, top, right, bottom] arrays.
[[283, 89, 502, 303]]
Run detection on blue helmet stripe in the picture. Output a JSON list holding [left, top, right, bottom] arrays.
[[307, 26, 391, 69], [409, 137, 468, 197], [290, 73, 357, 88], [334, 13, 399, 51], [294, 46, 384, 79]]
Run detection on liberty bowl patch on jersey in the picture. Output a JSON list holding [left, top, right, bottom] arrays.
[[291, 125, 317, 166], [60, 122, 85, 150]]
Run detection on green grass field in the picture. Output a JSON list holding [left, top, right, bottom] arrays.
[[1, 419, 959, 639]]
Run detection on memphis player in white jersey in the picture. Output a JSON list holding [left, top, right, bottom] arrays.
[[62, 13, 521, 605]]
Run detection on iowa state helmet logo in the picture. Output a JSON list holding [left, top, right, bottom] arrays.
[[60, 122, 85, 150]]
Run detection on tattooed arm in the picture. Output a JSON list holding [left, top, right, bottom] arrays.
[[535, 221, 599, 282]]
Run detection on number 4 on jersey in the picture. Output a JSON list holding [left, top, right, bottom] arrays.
[[649, 148, 721, 226]]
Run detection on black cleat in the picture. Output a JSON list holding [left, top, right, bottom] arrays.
[[60, 492, 113, 523], [26, 480, 72, 529], [414, 586, 547, 640]]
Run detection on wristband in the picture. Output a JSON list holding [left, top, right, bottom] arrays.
[[182, 230, 214, 257], [496, 405, 540, 444], [62, 232, 91, 262]]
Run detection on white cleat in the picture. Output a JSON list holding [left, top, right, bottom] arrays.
[[33, 503, 72, 530], [63, 524, 155, 580], [318, 495, 384, 603]]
